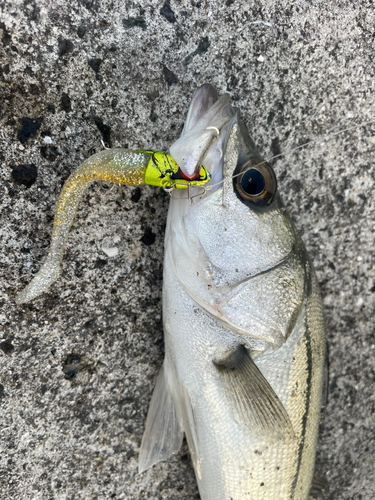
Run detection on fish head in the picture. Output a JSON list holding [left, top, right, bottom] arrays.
[[167, 85, 306, 349]]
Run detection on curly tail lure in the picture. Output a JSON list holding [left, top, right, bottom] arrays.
[[16, 148, 210, 305]]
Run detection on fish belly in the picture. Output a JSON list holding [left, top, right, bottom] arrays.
[[163, 264, 325, 500]]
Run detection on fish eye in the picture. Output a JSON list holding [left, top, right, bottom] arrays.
[[233, 160, 277, 207]]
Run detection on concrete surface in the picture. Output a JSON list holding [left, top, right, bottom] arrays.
[[0, 0, 374, 499]]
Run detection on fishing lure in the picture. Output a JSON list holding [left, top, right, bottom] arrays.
[[15, 148, 211, 305], [17, 84, 326, 500]]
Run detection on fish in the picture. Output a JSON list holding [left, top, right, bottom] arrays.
[[16, 84, 326, 500]]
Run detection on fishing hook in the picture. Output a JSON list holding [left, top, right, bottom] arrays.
[[163, 182, 207, 203]]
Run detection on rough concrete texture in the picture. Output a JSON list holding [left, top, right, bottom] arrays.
[[0, 0, 374, 499]]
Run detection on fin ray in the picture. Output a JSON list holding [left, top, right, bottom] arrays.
[[176, 384, 201, 478], [138, 365, 183, 473], [214, 345, 294, 440]]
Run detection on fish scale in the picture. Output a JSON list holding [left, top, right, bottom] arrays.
[[162, 266, 319, 500]]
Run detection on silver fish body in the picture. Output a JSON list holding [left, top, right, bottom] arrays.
[[139, 85, 326, 499]]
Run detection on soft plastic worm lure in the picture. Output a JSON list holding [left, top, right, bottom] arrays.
[[16, 148, 210, 305]]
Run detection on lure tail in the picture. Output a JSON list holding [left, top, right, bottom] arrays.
[[15, 85, 226, 305], [16, 149, 149, 304]]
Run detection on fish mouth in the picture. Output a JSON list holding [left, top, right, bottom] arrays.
[[170, 84, 236, 184], [180, 83, 219, 135], [170, 85, 262, 194]]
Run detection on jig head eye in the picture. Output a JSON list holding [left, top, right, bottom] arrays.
[[234, 159, 277, 207]]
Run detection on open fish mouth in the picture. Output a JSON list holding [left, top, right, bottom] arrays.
[[169, 84, 236, 189]]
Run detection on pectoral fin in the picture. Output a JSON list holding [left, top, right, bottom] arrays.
[[138, 364, 183, 473], [214, 345, 294, 440]]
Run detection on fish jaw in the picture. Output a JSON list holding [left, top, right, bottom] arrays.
[[170, 86, 236, 183], [166, 121, 304, 348], [181, 83, 219, 135]]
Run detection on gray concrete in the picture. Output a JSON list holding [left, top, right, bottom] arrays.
[[0, 0, 374, 498]]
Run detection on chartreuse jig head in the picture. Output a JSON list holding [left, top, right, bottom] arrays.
[[16, 148, 210, 305], [142, 150, 210, 188]]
